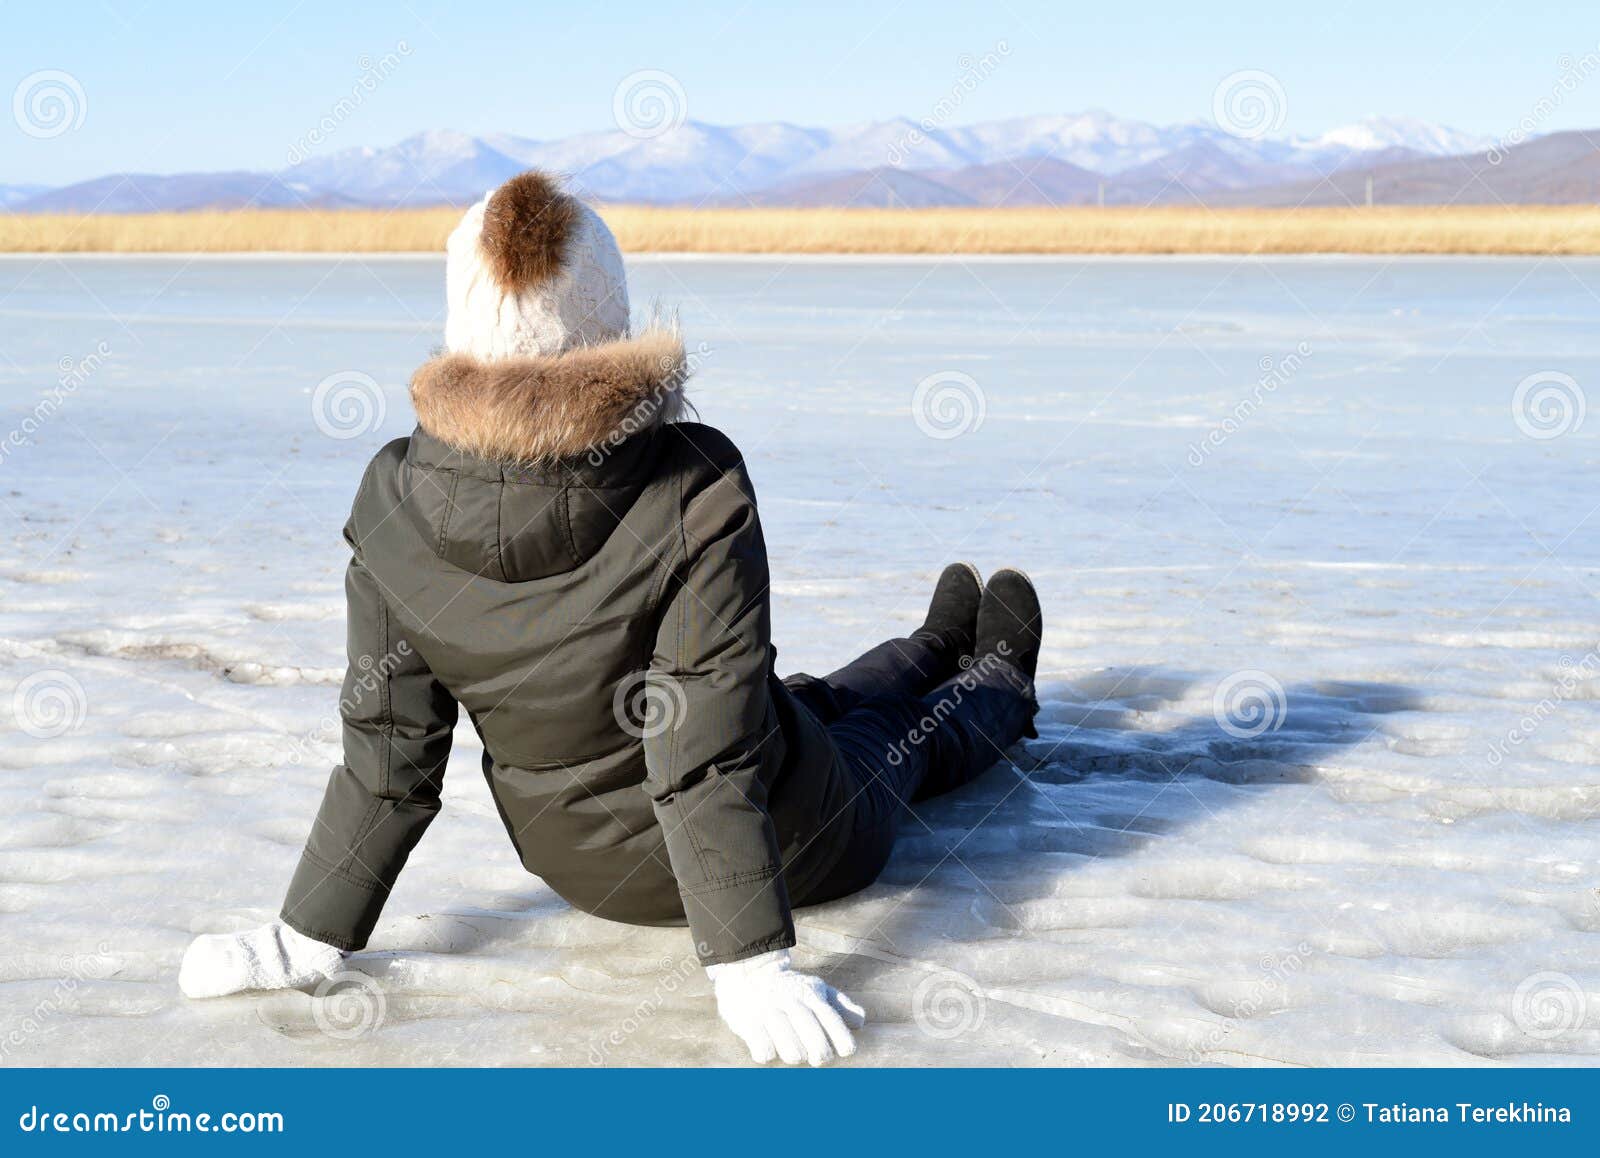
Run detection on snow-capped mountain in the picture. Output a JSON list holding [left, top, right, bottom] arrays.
[[285, 129, 526, 204], [1304, 116, 1491, 157], [7, 112, 1507, 212], [278, 113, 1496, 205]]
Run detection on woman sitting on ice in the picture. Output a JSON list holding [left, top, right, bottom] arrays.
[[180, 171, 1042, 1065]]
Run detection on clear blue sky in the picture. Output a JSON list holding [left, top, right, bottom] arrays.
[[4, 0, 1598, 185]]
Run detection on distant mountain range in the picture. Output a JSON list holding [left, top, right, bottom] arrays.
[[8, 112, 1596, 213]]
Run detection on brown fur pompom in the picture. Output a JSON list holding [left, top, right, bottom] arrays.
[[479, 171, 578, 291]]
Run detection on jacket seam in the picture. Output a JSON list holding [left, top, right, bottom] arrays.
[[434, 467, 460, 557], [667, 461, 714, 884], [375, 591, 395, 797], [557, 485, 584, 567], [279, 909, 366, 954], [298, 845, 388, 893], [698, 933, 796, 967], [678, 865, 778, 897]]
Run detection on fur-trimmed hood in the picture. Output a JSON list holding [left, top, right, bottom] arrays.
[[409, 329, 690, 466]]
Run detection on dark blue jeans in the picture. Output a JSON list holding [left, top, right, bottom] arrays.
[[782, 634, 1037, 905]]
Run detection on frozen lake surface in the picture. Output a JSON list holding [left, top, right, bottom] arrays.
[[2, 254, 1599, 1066]]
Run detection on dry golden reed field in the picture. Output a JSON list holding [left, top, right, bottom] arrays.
[[6, 204, 1600, 255]]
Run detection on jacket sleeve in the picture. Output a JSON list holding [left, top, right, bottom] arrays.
[[280, 541, 458, 952], [642, 455, 795, 967]]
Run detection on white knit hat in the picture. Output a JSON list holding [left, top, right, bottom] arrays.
[[444, 172, 630, 360]]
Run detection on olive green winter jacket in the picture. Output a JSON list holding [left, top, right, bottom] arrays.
[[280, 332, 852, 965]]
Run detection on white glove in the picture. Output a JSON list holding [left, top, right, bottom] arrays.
[[707, 949, 865, 1066], [179, 922, 345, 999]]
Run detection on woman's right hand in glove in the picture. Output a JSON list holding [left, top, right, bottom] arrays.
[[706, 949, 866, 1066]]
